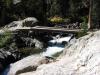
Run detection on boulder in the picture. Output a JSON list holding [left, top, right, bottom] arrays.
[[1, 17, 38, 33], [13, 0, 21, 4], [8, 55, 54, 75], [20, 37, 43, 49], [9, 30, 100, 75], [22, 17, 38, 27], [0, 45, 21, 73], [0, 48, 14, 72], [34, 38, 43, 49]]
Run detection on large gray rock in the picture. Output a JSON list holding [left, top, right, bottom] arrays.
[[13, 0, 21, 4], [0, 47, 20, 73], [8, 30, 100, 75], [0, 17, 38, 34], [22, 17, 38, 27], [33, 38, 43, 49], [20, 37, 43, 49], [8, 55, 54, 75]]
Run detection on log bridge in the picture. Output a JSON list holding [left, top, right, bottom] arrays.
[[16, 26, 82, 34]]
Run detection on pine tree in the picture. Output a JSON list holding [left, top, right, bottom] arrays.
[[0, 0, 13, 26]]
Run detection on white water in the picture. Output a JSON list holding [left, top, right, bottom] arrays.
[[20, 31, 100, 75], [42, 46, 64, 56], [42, 35, 72, 57], [2, 34, 73, 75], [49, 36, 72, 44]]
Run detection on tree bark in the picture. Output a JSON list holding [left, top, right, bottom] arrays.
[[88, 0, 92, 29], [0, 7, 6, 26]]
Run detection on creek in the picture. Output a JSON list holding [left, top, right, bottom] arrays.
[[1, 33, 74, 75]]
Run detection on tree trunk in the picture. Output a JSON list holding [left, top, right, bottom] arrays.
[[88, 0, 92, 29], [0, 7, 5, 26]]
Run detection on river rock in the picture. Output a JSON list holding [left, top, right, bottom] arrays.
[[13, 0, 21, 4], [34, 38, 43, 49], [8, 30, 100, 75], [0, 17, 38, 33], [8, 55, 54, 75], [0, 47, 20, 73], [22, 17, 38, 27], [19, 37, 43, 49]]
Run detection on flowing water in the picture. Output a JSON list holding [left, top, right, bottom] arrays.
[[2, 34, 73, 75], [42, 36, 72, 56]]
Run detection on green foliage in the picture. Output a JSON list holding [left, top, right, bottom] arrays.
[[53, 51, 63, 57], [19, 48, 43, 56], [21, 0, 46, 25], [77, 16, 88, 38], [91, 0, 100, 27], [78, 22, 88, 38], [64, 18, 71, 24], [81, 16, 88, 23], [48, 16, 64, 24], [0, 31, 12, 48], [0, 0, 100, 28], [49, 0, 61, 16], [69, 0, 83, 17], [4, 0, 13, 8]]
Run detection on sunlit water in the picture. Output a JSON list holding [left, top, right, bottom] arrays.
[[2, 34, 73, 75], [42, 36, 72, 56]]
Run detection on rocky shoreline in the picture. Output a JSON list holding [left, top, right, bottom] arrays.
[[0, 17, 70, 74], [5, 30, 100, 75]]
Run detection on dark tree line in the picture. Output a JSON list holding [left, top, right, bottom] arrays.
[[0, 0, 100, 29]]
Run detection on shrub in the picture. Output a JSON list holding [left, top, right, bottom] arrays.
[[64, 18, 71, 24], [77, 22, 88, 38], [19, 48, 43, 57], [48, 16, 64, 24], [81, 16, 88, 23], [0, 31, 12, 48]]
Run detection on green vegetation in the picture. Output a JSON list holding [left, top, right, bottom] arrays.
[[77, 22, 88, 38], [53, 51, 63, 57], [48, 16, 64, 24], [77, 16, 88, 38], [19, 48, 43, 56], [0, 31, 12, 48], [0, 0, 100, 28]]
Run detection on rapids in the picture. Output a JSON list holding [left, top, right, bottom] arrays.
[[2, 34, 73, 75]]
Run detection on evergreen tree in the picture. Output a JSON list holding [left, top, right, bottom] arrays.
[[48, 0, 61, 17], [0, 0, 13, 26], [0, 0, 100, 28]]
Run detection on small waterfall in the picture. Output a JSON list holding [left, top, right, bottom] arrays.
[[2, 34, 74, 75], [42, 34, 73, 57]]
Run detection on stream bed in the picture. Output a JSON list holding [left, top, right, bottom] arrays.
[[1, 33, 74, 75]]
